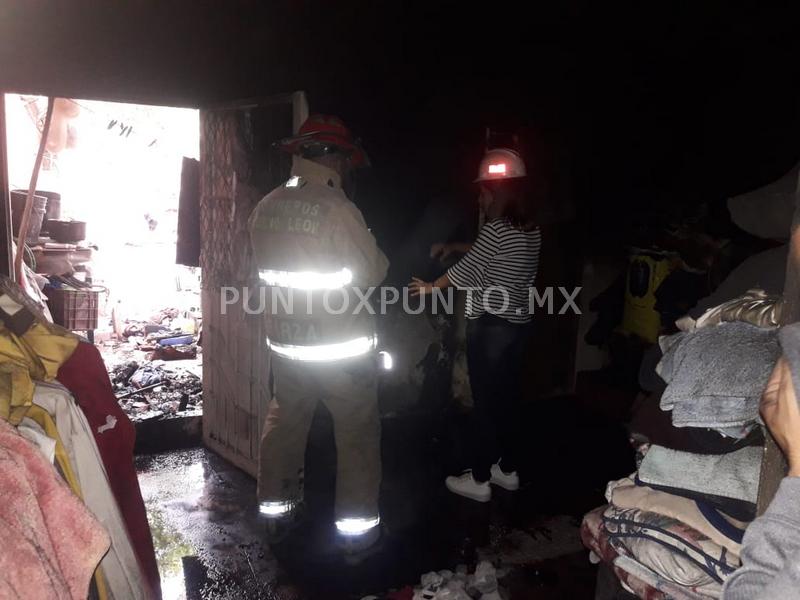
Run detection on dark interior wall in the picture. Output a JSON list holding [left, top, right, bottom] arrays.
[[0, 1, 403, 107], [2, 2, 800, 254]]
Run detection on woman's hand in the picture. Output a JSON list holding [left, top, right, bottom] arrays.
[[431, 242, 471, 261], [408, 277, 433, 297], [761, 358, 800, 477], [430, 242, 451, 260]]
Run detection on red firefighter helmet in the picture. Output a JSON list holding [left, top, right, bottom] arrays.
[[474, 148, 527, 182], [278, 114, 370, 168]]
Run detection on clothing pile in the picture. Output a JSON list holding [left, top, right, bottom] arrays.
[[582, 291, 782, 599], [361, 561, 503, 600], [0, 276, 160, 599]]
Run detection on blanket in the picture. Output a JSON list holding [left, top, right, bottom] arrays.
[[0, 418, 109, 599]]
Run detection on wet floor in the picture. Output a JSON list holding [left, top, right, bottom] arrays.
[[136, 448, 281, 599], [136, 398, 633, 599]]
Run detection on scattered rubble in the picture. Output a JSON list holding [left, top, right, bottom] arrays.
[[361, 518, 583, 600], [110, 359, 202, 423], [412, 561, 504, 600], [100, 306, 202, 423], [363, 561, 506, 600]]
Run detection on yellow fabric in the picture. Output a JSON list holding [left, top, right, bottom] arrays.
[[621, 252, 677, 343], [93, 565, 110, 600], [25, 404, 109, 600], [0, 322, 78, 425]]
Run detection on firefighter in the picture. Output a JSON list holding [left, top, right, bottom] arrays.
[[248, 115, 389, 552]]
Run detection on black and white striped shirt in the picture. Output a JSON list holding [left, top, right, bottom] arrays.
[[447, 218, 541, 323]]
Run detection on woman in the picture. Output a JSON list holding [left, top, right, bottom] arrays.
[[409, 148, 541, 502]]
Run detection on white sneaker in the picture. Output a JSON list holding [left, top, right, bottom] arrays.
[[445, 471, 491, 502], [490, 464, 520, 491]]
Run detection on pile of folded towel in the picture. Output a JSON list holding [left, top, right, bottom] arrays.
[[582, 300, 782, 599]]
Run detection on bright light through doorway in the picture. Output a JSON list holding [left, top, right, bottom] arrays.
[[5, 94, 200, 325]]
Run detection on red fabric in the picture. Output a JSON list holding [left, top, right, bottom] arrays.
[[582, 506, 667, 600], [56, 342, 161, 599]]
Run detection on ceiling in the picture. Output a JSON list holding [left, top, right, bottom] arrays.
[[2, 2, 799, 241]]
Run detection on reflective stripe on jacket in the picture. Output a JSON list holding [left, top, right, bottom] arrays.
[[248, 158, 389, 354]]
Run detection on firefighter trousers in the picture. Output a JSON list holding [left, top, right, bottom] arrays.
[[257, 354, 381, 521]]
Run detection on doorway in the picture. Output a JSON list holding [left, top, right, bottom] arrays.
[[4, 94, 202, 443]]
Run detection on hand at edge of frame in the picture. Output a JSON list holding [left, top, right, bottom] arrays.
[[761, 357, 800, 477]]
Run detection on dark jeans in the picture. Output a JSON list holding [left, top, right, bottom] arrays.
[[465, 314, 529, 482]]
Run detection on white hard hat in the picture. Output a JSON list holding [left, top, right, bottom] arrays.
[[474, 148, 527, 182]]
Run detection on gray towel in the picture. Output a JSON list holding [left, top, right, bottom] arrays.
[[638, 445, 763, 503], [657, 322, 780, 430]]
